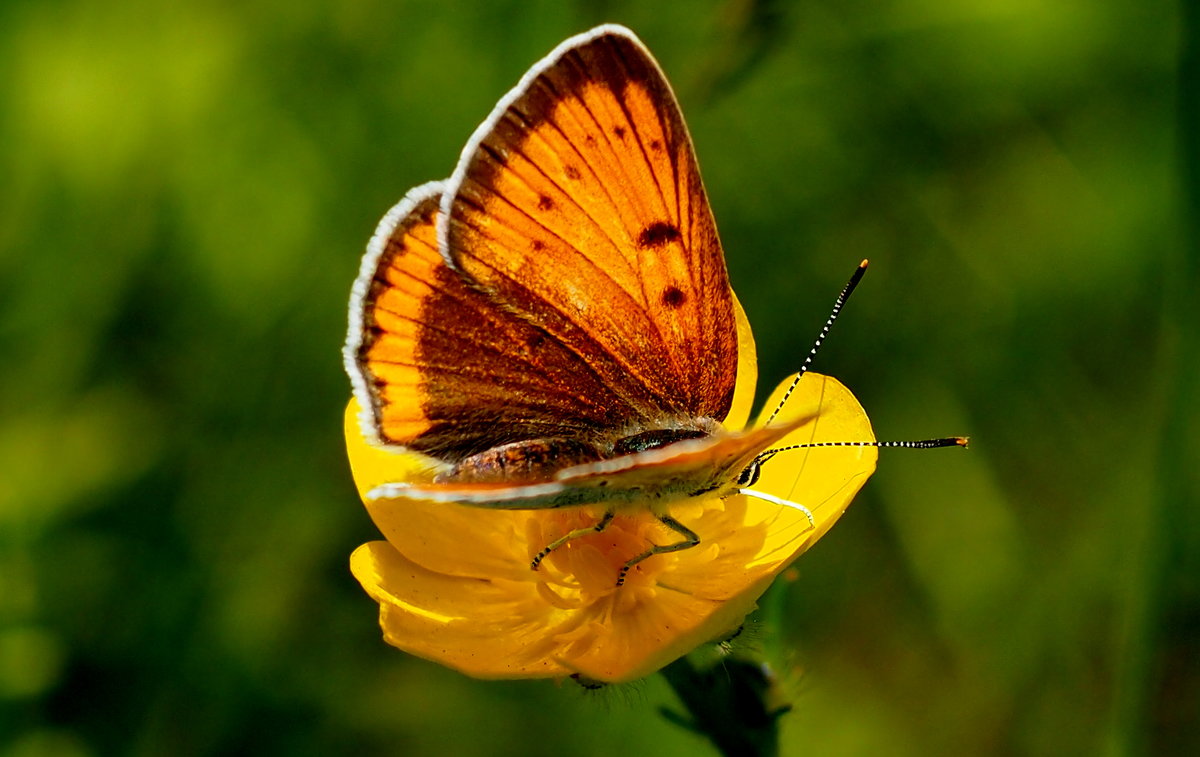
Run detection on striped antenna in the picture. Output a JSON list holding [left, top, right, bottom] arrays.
[[765, 437, 969, 456], [737, 437, 968, 487], [764, 259, 869, 427]]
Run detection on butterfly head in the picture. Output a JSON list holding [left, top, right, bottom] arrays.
[[736, 457, 765, 488]]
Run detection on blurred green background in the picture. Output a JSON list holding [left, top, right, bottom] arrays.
[[2, 0, 1195, 755]]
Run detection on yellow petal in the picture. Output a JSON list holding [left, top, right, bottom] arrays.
[[345, 400, 541, 580], [642, 374, 875, 596], [653, 496, 775, 599], [724, 292, 758, 430], [343, 400, 442, 497], [557, 572, 774, 682], [351, 541, 569, 678], [635, 373, 876, 640], [749, 372, 877, 567], [367, 499, 546, 582]]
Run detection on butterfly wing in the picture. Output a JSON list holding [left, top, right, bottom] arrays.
[[440, 24, 738, 426], [349, 25, 741, 461], [345, 182, 662, 459]]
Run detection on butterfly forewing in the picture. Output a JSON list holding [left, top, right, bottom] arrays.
[[441, 26, 738, 424]]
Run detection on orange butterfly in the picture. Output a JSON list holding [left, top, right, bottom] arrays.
[[344, 25, 957, 586]]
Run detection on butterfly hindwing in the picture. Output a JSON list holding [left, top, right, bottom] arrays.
[[346, 182, 652, 459]]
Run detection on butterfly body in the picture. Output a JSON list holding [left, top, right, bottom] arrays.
[[346, 25, 807, 573], [368, 414, 802, 514]]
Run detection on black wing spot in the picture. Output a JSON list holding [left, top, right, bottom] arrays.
[[564, 165, 581, 180], [661, 286, 687, 309], [613, 126, 627, 139], [530, 239, 545, 252], [638, 221, 681, 249], [537, 195, 554, 211], [650, 139, 663, 152]]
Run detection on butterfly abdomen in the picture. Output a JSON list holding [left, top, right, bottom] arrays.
[[441, 438, 604, 484], [435, 425, 720, 487]]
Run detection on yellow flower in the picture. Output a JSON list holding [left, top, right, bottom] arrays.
[[345, 310, 877, 682]]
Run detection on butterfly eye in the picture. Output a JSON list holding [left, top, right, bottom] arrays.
[[613, 428, 709, 455], [736, 460, 762, 487]]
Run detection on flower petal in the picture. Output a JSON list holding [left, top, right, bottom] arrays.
[[350, 541, 570, 678], [725, 292, 758, 430], [652, 496, 775, 600], [343, 400, 444, 496], [556, 573, 774, 682], [749, 372, 877, 567], [346, 400, 543, 581], [648, 374, 875, 611], [367, 496, 546, 582]]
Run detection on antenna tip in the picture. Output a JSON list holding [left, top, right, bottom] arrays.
[[859, 259, 870, 269], [955, 436, 970, 448]]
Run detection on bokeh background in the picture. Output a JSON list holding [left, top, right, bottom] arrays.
[[2, 0, 1195, 755]]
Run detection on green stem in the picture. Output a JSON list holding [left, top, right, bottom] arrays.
[[659, 648, 790, 757]]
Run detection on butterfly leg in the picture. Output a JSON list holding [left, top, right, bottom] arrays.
[[616, 514, 700, 587], [530, 510, 615, 572]]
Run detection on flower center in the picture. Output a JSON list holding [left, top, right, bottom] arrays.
[[529, 508, 675, 597]]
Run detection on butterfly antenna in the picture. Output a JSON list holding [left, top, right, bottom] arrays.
[[738, 436, 967, 489], [738, 436, 966, 519], [764, 260, 869, 427], [781, 437, 967, 452], [758, 437, 968, 465]]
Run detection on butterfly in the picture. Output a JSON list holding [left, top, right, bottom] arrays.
[[344, 25, 960, 586]]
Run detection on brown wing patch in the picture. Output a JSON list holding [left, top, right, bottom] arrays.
[[349, 186, 654, 460], [443, 29, 738, 424]]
